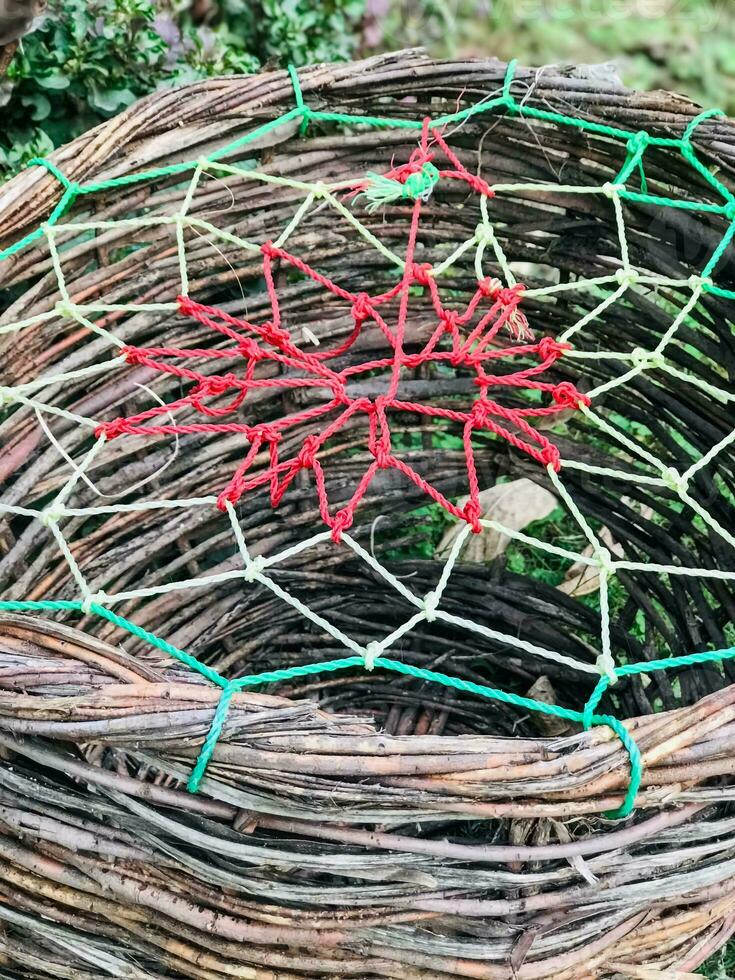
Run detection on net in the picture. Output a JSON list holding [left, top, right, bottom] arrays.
[[1, 60, 734, 818]]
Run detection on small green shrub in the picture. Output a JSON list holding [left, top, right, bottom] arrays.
[[218, 0, 366, 66], [0, 0, 366, 178]]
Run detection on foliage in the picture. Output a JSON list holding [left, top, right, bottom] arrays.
[[5, 0, 730, 181], [704, 938, 735, 979], [217, 0, 365, 66], [0, 0, 366, 178], [374, 0, 735, 115]]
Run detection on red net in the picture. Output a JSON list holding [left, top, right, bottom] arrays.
[[96, 122, 590, 541]]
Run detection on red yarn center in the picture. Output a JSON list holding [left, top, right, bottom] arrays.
[[96, 123, 589, 541]]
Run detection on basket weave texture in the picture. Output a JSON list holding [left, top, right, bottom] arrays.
[[0, 50, 735, 978]]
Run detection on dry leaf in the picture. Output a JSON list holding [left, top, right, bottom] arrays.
[[526, 676, 572, 737], [557, 525, 624, 597], [557, 497, 651, 597], [551, 819, 599, 886], [435, 478, 558, 562]]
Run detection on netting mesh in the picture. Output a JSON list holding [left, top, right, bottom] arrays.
[[1, 60, 735, 817]]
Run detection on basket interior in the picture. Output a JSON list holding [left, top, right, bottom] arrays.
[[1, 59, 734, 739]]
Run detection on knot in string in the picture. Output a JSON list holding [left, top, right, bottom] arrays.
[[471, 399, 491, 425], [595, 546, 614, 575], [475, 224, 496, 246], [688, 273, 713, 291], [422, 589, 440, 623], [352, 292, 373, 322], [216, 487, 239, 511], [410, 262, 433, 286], [615, 267, 639, 287], [551, 381, 590, 409], [478, 275, 502, 298], [359, 161, 440, 213], [81, 590, 108, 615], [178, 294, 201, 318], [95, 418, 129, 440], [540, 443, 561, 471], [627, 130, 650, 153], [402, 161, 441, 202], [330, 508, 353, 542], [441, 309, 459, 333], [371, 442, 392, 469], [498, 284, 525, 306], [238, 338, 264, 361], [55, 299, 75, 318], [537, 337, 570, 362], [38, 507, 63, 528], [631, 347, 665, 370], [121, 345, 146, 365], [261, 321, 291, 347], [363, 641, 382, 671], [463, 498, 483, 532], [478, 277, 524, 306], [251, 424, 279, 445], [602, 181, 625, 198], [297, 435, 321, 469], [662, 466, 688, 496], [201, 374, 237, 397], [244, 555, 267, 583], [352, 395, 373, 415]]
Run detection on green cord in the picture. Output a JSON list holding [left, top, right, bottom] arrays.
[[1, 60, 729, 279], [187, 681, 236, 791], [27, 157, 76, 191], [2, 599, 734, 819]]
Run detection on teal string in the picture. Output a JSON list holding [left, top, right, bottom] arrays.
[[0, 598, 642, 815], [27, 157, 76, 191], [617, 190, 728, 214], [583, 642, 735, 731], [616, 131, 649, 193], [0, 164, 78, 262], [502, 58, 518, 107], [702, 281, 735, 300], [230, 656, 364, 689], [683, 107, 726, 144], [81, 160, 197, 194], [87, 603, 227, 687], [288, 64, 311, 136], [703, 212, 735, 278], [188, 681, 235, 792], [2, 599, 735, 817], [2, 58, 732, 279]]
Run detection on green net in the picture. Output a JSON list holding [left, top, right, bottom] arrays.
[[1, 61, 734, 818]]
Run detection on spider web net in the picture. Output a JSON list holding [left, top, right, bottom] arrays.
[[1, 62, 734, 815]]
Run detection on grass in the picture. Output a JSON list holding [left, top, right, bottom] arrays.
[[703, 942, 735, 979], [382, 0, 735, 114]]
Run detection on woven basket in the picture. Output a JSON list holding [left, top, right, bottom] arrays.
[[1, 50, 735, 978]]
